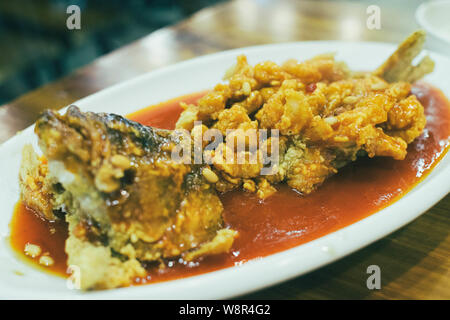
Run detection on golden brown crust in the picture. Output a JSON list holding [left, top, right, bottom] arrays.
[[175, 37, 429, 196], [19, 145, 56, 220], [19, 32, 431, 290], [23, 106, 238, 289]]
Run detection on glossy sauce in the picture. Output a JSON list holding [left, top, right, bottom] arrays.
[[9, 83, 450, 284], [10, 202, 68, 275]]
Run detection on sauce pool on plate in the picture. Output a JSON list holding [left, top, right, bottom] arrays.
[[9, 83, 450, 284]]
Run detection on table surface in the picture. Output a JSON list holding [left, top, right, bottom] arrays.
[[1, 0, 449, 299]]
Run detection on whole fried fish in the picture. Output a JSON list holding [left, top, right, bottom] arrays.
[[20, 106, 236, 289], [18, 31, 433, 290]]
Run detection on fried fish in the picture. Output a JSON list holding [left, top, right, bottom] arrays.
[[373, 30, 435, 83], [18, 31, 433, 290], [20, 106, 236, 289]]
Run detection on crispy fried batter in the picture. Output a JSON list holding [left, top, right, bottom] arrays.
[[176, 31, 429, 196], [19, 32, 431, 290], [19, 145, 56, 220]]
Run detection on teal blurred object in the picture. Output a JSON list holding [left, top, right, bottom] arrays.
[[0, 0, 226, 105]]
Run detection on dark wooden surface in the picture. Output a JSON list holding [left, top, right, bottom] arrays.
[[1, 0, 448, 299]]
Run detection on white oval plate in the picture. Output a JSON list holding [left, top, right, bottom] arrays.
[[416, 0, 450, 55], [1, 41, 449, 300]]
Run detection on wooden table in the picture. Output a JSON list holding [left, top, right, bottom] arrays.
[[1, 0, 448, 299]]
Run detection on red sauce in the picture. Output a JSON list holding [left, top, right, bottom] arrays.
[[9, 83, 450, 284], [9, 202, 68, 275], [127, 91, 208, 129]]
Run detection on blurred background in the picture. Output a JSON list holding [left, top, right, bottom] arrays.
[[0, 0, 225, 105], [0, 0, 440, 105]]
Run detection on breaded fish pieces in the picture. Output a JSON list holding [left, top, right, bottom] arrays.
[[175, 31, 430, 197]]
